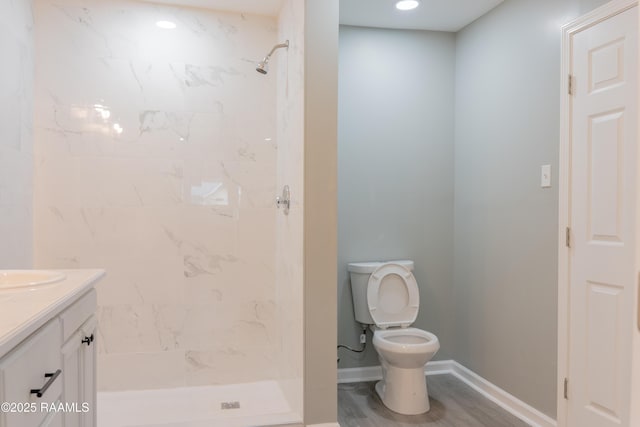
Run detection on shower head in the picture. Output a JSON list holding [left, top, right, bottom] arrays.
[[256, 58, 269, 74], [255, 40, 289, 75]]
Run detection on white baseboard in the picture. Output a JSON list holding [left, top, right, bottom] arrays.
[[306, 424, 341, 427], [336, 365, 382, 383], [425, 359, 454, 375], [449, 361, 557, 427], [338, 360, 557, 427], [337, 359, 454, 383], [337, 360, 453, 384]]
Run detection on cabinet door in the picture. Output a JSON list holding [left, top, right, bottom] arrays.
[[0, 321, 62, 427], [61, 330, 82, 427], [40, 411, 63, 427], [81, 321, 96, 427], [61, 316, 96, 427]]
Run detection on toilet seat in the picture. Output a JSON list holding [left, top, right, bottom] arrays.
[[373, 328, 439, 355], [367, 263, 419, 329]]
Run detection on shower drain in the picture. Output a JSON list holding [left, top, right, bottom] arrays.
[[220, 401, 241, 410]]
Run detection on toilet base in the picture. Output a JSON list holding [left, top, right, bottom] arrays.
[[375, 364, 431, 415]]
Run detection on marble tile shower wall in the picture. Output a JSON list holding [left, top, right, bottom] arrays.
[[33, 0, 279, 390], [0, 0, 34, 268], [276, 0, 304, 414]]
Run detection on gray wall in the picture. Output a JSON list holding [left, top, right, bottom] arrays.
[[304, 0, 339, 424], [337, 26, 456, 367], [453, 0, 609, 417], [337, 0, 611, 419]]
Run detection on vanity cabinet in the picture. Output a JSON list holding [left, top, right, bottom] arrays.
[[0, 289, 97, 427]]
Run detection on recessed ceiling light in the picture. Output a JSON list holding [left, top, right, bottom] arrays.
[[395, 0, 420, 11], [156, 20, 176, 29]]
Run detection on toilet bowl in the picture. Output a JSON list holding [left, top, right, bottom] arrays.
[[348, 260, 440, 415], [373, 327, 439, 368], [373, 327, 440, 414]]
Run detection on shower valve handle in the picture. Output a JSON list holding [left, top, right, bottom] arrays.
[[276, 185, 291, 214]]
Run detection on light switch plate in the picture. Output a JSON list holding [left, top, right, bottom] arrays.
[[541, 165, 551, 188]]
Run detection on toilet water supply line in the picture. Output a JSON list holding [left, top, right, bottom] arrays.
[[337, 324, 368, 363]]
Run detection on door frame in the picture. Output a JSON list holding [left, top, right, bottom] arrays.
[[557, 1, 639, 426]]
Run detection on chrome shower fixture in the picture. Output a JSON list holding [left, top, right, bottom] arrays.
[[256, 40, 289, 75]]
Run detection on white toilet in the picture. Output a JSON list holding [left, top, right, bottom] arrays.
[[348, 260, 440, 415]]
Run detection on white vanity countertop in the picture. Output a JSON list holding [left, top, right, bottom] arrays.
[[0, 269, 105, 358]]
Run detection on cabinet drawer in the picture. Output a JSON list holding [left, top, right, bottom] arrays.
[[0, 320, 62, 427], [59, 290, 96, 342]]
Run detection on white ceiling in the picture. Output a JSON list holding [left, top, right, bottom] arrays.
[[139, 0, 285, 17], [137, 0, 504, 32], [339, 0, 505, 32]]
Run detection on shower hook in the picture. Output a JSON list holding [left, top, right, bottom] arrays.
[[276, 185, 290, 215]]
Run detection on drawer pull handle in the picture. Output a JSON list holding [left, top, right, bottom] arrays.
[[81, 334, 94, 346], [30, 369, 62, 398]]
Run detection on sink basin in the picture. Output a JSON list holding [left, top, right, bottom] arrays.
[[0, 270, 66, 290]]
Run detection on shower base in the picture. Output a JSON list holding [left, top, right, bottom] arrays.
[[97, 380, 302, 427]]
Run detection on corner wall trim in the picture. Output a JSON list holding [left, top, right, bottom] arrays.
[[337, 360, 556, 427]]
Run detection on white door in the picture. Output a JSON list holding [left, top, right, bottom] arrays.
[[568, 4, 638, 427]]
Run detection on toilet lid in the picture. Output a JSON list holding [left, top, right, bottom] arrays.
[[367, 263, 419, 329]]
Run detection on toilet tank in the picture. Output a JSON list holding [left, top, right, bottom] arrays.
[[347, 260, 414, 325]]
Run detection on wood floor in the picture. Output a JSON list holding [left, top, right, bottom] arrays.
[[338, 374, 531, 427]]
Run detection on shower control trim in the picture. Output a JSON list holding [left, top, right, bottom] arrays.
[[276, 185, 290, 215]]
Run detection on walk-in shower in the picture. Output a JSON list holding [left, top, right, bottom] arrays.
[[256, 40, 290, 75], [32, 0, 304, 426]]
